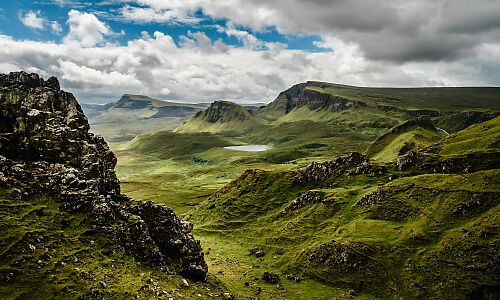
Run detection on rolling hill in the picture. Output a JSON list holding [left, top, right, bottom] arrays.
[[186, 116, 500, 299]]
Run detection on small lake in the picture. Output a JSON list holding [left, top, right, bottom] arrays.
[[223, 145, 270, 152]]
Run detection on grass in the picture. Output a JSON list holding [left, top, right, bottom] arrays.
[[0, 189, 227, 299], [365, 120, 443, 162], [436, 116, 500, 156], [85, 82, 500, 299], [180, 118, 500, 298], [304, 83, 500, 112]]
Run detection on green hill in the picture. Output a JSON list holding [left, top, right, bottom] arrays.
[[365, 117, 443, 162], [83, 94, 207, 142], [186, 117, 500, 299], [174, 100, 265, 134]]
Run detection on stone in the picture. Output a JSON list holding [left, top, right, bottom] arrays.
[[0, 71, 207, 281], [262, 272, 280, 284], [182, 278, 189, 287], [249, 247, 265, 258]]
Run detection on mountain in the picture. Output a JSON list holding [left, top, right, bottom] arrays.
[[0, 72, 219, 298], [83, 94, 208, 142], [258, 81, 500, 130], [174, 100, 265, 134], [187, 116, 500, 299], [177, 82, 500, 138]]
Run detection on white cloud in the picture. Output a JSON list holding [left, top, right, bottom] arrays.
[[0, 29, 461, 104], [63, 10, 112, 47], [51, 21, 63, 35], [122, 0, 500, 64], [19, 10, 45, 30], [121, 5, 200, 24]]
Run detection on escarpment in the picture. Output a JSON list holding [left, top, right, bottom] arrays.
[[0, 71, 207, 280]]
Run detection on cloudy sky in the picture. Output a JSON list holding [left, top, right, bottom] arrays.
[[1, 0, 500, 104]]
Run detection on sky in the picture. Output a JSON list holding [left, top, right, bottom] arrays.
[[0, 0, 499, 104]]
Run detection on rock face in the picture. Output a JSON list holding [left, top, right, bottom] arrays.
[[0, 72, 207, 280], [260, 81, 364, 116], [278, 190, 326, 217], [299, 152, 385, 183]]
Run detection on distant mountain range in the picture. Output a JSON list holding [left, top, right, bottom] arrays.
[[175, 81, 500, 138], [82, 94, 268, 142]]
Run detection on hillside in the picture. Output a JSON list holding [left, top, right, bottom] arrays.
[[174, 100, 264, 134], [186, 116, 500, 299], [0, 72, 222, 298], [175, 81, 499, 146], [365, 117, 443, 162], [83, 94, 207, 142]]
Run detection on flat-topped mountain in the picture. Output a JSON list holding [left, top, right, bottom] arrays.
[[169, 81, 499, 159], [82, 94, 208, 142]]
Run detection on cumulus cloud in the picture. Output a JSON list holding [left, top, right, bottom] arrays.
[[1, 26, 482, 105], [63, 10, 113, 47], [2, 3, 500, 104], [123, 0, 500, 63], [51, 21, 63, 34], [19, 10, 45, 30]]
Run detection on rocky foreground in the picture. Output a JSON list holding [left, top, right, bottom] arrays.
[[0, 72, 207, 280]]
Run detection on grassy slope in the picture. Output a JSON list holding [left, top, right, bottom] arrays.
[[365, 119, 444, 162], [305, 83, 500, 111], [0, 189, 227, 299], [437, 116, 500, 156], [110, 83, 500, 298], [185, 118, 500, 299], [174, 116, 262, 134], [175, 101, 265, 134]]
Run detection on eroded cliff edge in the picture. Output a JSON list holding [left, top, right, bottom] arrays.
[[0, 71, 207, 280]]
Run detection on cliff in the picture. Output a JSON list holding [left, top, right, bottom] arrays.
[[0, 72, 207, 281]]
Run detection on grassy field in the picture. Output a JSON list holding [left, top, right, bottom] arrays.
[[185, 118, 500, 298], [0, 189, 228, 299], [304, 83, 500, 111]]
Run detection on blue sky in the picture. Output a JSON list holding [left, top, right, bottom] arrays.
[[0, 0, 326, 52], [0, 0, 499, 103]]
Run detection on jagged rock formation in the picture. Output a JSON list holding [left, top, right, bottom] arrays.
[[278, 190, 327, 217], [298, 152, 386, 183], [259, 82, 363, 118], [0, 72, 207, 280]]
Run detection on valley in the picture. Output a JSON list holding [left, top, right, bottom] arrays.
[[1, 72, 498, 299], [2, 2, 500, 299], [97, 82, 500, 299]]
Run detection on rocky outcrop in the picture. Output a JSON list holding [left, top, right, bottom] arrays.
[[259, 82, 364, 117], [0, 72, 207, 280], [298, 152, 386, 183], [278, 190, 327, 217], [296, 88, 364, 112]]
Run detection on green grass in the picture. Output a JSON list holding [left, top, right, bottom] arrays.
[[0, 189, 227, 299], [305, 83, 500, 112], [108, 106, 500, 298], [436, 116, 500, 156], [365, 120, 443, 162]]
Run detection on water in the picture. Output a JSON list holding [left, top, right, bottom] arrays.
[[224, 145, 270, 152]]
